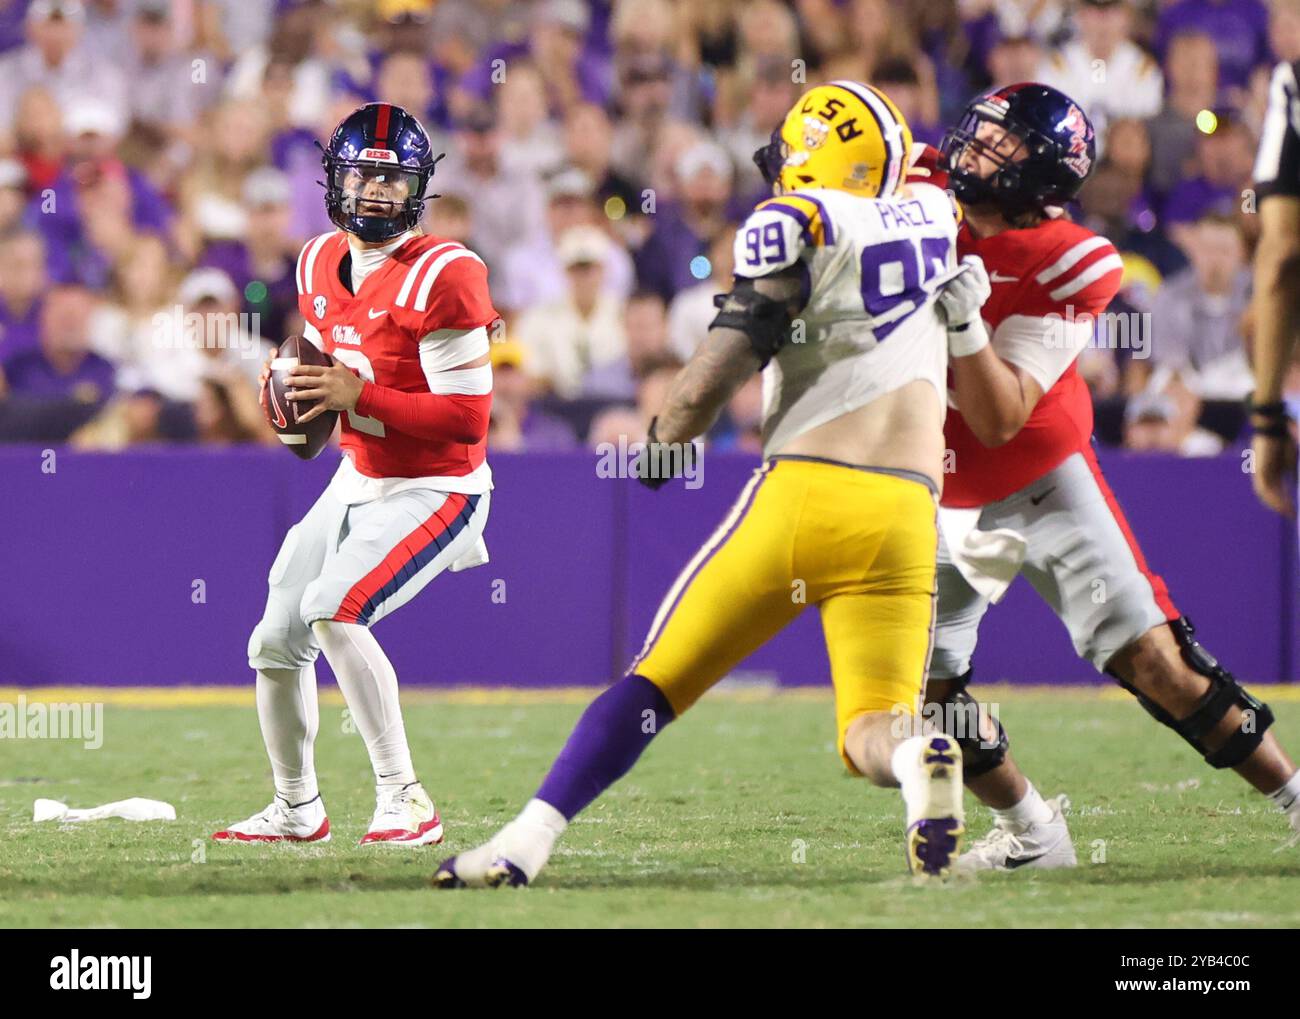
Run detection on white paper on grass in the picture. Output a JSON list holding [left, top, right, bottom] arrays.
[[33, 798, 176, 823]]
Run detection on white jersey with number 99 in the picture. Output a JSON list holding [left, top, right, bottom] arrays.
[[731, 183, 958, 456]]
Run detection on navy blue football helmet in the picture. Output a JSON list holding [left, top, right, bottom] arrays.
[[940, 83, 1096, 217], [320, 102, 443, 242]]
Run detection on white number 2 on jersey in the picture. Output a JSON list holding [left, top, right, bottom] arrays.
[[330, 348, 386, 437]]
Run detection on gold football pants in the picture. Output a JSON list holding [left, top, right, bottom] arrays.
[[630, 455, 939, 771]]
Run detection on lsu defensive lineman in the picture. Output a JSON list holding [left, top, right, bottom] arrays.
[[434, 81, 971, 888]]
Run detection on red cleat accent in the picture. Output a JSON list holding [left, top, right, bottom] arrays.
[[359, 813, 443, 846], [211, 817, 331, 843]]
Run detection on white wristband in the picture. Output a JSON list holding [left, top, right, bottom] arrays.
[[948, 317, 990, 358]]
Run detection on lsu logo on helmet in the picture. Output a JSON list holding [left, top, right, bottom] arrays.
[[752, 80, 913, 198], [800, 116, 831, 153]]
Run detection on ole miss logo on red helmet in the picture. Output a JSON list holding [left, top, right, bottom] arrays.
[[1059, 104, 1092, 178]]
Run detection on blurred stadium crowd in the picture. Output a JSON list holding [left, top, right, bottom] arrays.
[[0, 0, 1291, 455]]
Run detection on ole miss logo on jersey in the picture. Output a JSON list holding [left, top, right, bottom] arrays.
[[332, 324, 362, 346]]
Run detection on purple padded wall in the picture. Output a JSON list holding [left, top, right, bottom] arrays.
[[0, 446, 1292, 686]]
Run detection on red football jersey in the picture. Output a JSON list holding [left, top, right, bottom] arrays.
[[943, 218, 1123, 507], [295, 231, 498, 479]]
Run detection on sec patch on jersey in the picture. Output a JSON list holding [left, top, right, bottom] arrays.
[[264, 335, 339, 460]]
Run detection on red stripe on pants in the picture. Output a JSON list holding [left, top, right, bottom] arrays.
[[1081, 445, 1179, 621], [333, 493, 470, 624]]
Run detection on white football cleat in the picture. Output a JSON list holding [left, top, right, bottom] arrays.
[[432, 837, 531, 889], [901, 734, 965, 877], [434, 799, 565, 889], [958, 794, 1077, 872], [432, 820, 552, 889], [359, 782, 443, 847], [212, 795, 330, 843]]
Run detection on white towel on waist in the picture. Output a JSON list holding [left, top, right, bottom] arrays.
[[938, 507, 1027, 604]]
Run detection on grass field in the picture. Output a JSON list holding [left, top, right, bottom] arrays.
[[1, 685, 1298, 929]]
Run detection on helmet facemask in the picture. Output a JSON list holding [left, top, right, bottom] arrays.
[[752, 128, 789, 193], [320, 149, 442, 243], [942, 106, 1064, 217]]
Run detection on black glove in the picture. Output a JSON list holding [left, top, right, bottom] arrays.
[[633, 418, 677, 490]]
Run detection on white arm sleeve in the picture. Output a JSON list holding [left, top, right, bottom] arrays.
[[425, 364, 493, 395], [418, 325, 490, 372], [992, 313, 1092, 393], [418, 325, 492, 394]]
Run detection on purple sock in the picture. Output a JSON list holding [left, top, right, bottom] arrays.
[[535, 674, 675, 820]]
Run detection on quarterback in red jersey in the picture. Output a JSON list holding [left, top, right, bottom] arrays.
[[213, 103, 496, 847], [917, 84, 1300, 869]]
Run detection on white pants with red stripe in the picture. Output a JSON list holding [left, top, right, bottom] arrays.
[[247, 477, 490, 671], [929, 449, 1179, 679]]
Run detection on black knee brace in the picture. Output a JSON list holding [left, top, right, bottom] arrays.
[[938, 670, 1009, 778], [1111, 617, 1275, 769]]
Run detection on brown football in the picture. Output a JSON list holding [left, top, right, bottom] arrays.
[[264, 335, 339, 460]]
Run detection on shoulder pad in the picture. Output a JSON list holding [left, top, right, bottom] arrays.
[[391, 240, 479, 313], [757, 191, 837, 246], [296, 232, 341, 297], [390, 239, 497, 331], [1029, 226, 1123, 312], [734, 192, 836, 278]]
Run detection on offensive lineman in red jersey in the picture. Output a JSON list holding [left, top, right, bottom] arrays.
[[213, 103, 497, 846], [915, 84, 1300, 869]]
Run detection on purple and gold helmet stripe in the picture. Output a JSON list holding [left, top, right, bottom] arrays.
[[828, 79, 906, 195]]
